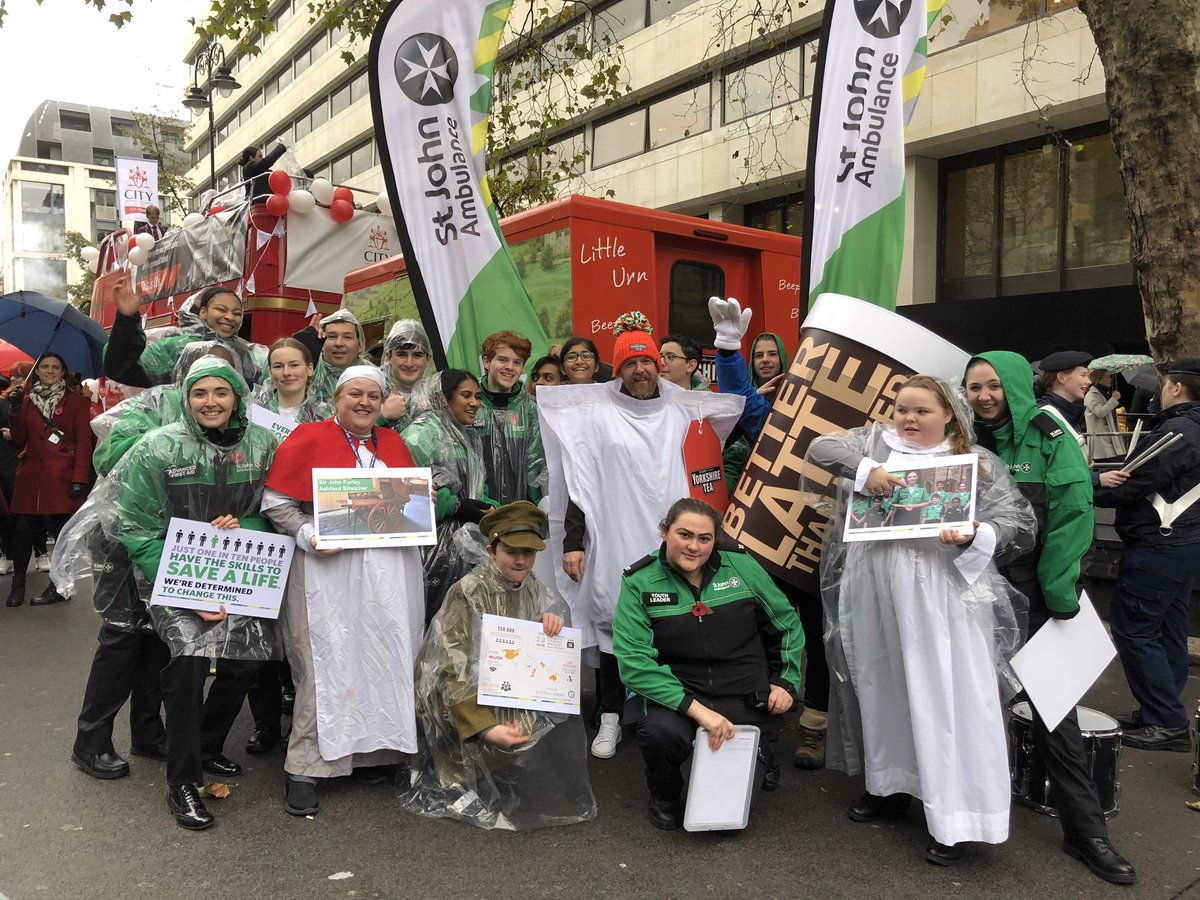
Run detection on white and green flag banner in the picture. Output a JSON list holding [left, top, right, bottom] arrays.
[[369, 0, 549, 370], [805, 0, 945, 311]]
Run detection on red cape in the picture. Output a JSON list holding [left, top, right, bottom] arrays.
[[265, 418, 416, 502]]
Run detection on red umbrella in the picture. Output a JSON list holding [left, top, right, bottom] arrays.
[[0, 339, 33, 376]]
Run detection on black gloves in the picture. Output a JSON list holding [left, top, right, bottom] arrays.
[[457, 498, 493, 525], [1048, 606, 1081, 621], [69, 482, 88, 500]]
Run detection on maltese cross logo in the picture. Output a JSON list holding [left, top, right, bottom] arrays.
[[394, 33, 458, 106], [853, 0, 911, 39]]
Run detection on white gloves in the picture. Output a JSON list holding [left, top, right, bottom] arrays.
[[708, 296, 752, 351]]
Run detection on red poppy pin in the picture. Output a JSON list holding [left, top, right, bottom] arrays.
[[231, 451, 246, 464], [691, 600, 710, 619]]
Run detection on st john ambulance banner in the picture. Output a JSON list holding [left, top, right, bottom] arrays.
[[369, 0, 550, 371], [115, 156, 160, 222], [804, 0, 944, 312]]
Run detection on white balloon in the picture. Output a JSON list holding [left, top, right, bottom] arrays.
[[311, 177, 335, 205], [289, 189, 316, 214], [87, 256, 100, 274], [183, 212, 205, 228], [376, 192, 392, 217], [134, 233, 155, 252], [80, 246, 100, 262], [128, 246, 150, 267]]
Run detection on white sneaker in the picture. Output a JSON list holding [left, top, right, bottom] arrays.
[[590, 713, 622, 759], [34, 552, 52, 572], [0, 556, 11, 575]]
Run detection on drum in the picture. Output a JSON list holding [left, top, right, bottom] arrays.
[[1008, 701, 1120, 818]]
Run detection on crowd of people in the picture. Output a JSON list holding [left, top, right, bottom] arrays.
[[5, 280, 1200, 890]]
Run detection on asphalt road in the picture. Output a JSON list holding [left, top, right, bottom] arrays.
[[4, 568, 1200, 899]]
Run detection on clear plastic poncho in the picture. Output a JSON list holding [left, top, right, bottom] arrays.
[[401, 390, 490, 621], [115, 357, 282, 660], [251, 377, 332, 424], [801, 380, 1036, 783], [308, 308, 367, 409], [129, 293, 266, 386], [379, 319, 437, 432], [398, 552, 597, 831]]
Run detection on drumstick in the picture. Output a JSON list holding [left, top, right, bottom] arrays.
[[1124, 420, 1143, 462], [1124, 434, 1183, 473], [1121, 433, 1172, 472]]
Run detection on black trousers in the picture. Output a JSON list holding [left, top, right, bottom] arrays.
[[632, 694, 773, 801], [74, 625, 170, 756], [247, 659, 294, 735], [1024, 607, 1108, 841], [769, 574, 828, 713], [596, 651, 625, 716], [161, 656, 260, 786], [12, 513, 67, 573]]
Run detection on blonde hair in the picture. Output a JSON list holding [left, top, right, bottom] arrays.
[[899, 375, 975, 459]]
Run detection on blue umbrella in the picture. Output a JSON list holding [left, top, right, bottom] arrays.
[[0, 291, 108, 377]]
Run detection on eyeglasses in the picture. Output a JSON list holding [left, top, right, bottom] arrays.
[[660, 352, 688, 364], [563, 351, 596, 362]]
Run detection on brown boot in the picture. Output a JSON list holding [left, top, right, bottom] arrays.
[[793, 707, 827, 770]]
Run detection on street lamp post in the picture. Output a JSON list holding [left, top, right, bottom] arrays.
[[183, 37, 242, 194]]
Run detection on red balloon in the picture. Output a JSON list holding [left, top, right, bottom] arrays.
[[330, 198, 354, 223], [332, 186, 355, 204], [208, 205, 225, 216], [265, 193, 290, 217], [268, 169, 292, 195]]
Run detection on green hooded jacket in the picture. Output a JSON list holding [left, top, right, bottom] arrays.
[[972, 350, 1093, 618], [749, 332, 789, 389], [117, 357, 280, 659]]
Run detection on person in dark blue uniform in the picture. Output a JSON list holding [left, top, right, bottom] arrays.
[[1095, 358, 1200, 751]]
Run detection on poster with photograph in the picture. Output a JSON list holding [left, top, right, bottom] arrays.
[[312, 467, 437, 550], [149, 517, 295, 618], [843, 454, 978, 542]]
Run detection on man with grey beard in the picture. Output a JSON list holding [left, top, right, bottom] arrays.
[[538, 313, 745, 762]]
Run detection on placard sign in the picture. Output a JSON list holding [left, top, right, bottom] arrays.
[[722, 293, 969, 593], [149, 517, 295, 618]]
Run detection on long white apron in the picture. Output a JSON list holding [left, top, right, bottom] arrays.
[[303, 545, 425, 760], [841, 447, 1010, 846], [539, 380, 743, 651]]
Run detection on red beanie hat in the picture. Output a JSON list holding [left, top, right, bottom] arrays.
[[611, 311, 660, 372]]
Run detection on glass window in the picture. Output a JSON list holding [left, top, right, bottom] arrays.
[[277, 66, 293, 92], [745, 193, 804, 235], [250, 90, 264, 117], [801, 38, 819, 99], [331, 83, 352, 117], [22, 161, 69, 175], [1066, 133, 1130, 268], [1001, 149, 1060, 276], [272, 1, 292, 31], [309, 98, 330, 131], [60, 110, 91, 132], [649, 0, 701, 24], [593, 0, 645, 49], [294, 46, 312, 78], [36, 140, 62, 160], [294, 114, 312, 141], [19, 181, 66, 253], [669, 260, 726, 343], [91, 188, 117, 221], [332, 151, 353, 184], [96, 226, 115, 243], [22, 258, 67, 300], [92, 148, 114, 167], [550, 20, 587, 59], [724, 46, 801, 124], [546, 131, 585, 181], [592, 107, 646, 167], [351, 140, 374, 175], [649, 82, 711, 149], [350, 70, 369, 104], [943, 163, 996, 279], [932, 0, 1075, 54], [110, 117, 137, 137], [264, 79, 278, 104]]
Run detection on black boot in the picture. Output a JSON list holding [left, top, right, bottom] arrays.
[[6, 573, 25, 607], [30, 583, 68, 606]]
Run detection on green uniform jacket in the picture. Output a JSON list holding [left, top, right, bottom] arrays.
[[974, 350, 1093, 618], [612, 543, 805, 714]]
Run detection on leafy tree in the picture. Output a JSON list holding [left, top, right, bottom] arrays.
[[127, 111, 194, 217], [63, 231, 97, 312]]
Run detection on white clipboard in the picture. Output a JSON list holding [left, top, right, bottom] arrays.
[[683, 725, 760, 832]]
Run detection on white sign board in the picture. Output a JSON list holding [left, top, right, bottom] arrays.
[[149, 516, 295, 619], [476, 613, 583, 715]]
